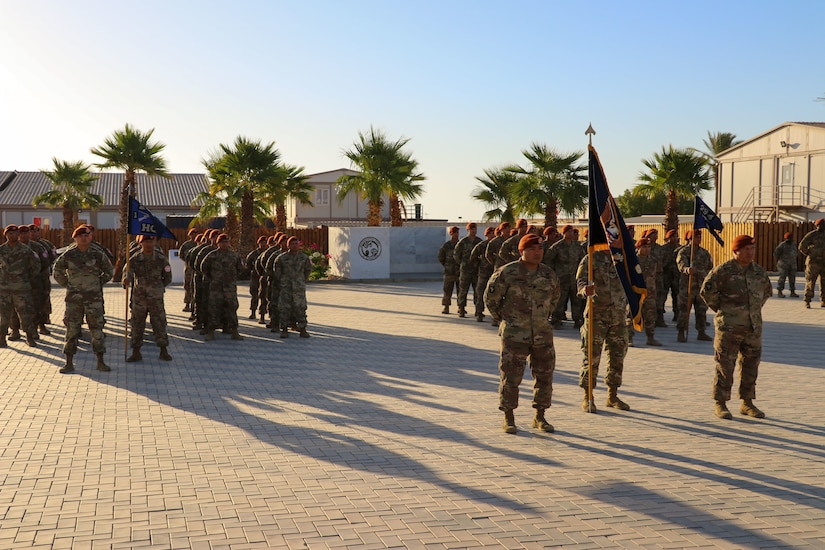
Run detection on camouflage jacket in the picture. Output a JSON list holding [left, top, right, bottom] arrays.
[[273, 251, 312, 293], [257, 246, 282, 277], [700, 259, 772, 330], [0, 242, 41, 292], [484, 235, 507, 269], [774, 239, 798, 267], [246, 248, 266, 276], [676, 245, 713, 288], [124, 250, 172, 291], [34, 237, 58, 264], [544, 239, 585, 285], [659, 242, 681, 279], [484, 260, 560, 346], [453, 235, 482, 271], [53, 246, 113, 299], [201, 249, 244, 289], [178, 238, 199, 264], [264, 248, 285, 277], [799, 228, 825, 264], [498, 233, 524, 266], [438, 240, 459, 276], [576, 250, 627, 312], [470, 239, 494, 280], [637, 253, 661, 295]]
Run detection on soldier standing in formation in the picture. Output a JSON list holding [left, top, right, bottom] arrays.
[[577, 242, 631, 413], [263, 234, 288, 331], [122, 235, 173, 362], [774, 231, 798, 297], [258, 233, 285, 326], [498, 218, 528, 265], [676, 229, 713, 342], [201, 233, 244, 341], [485, 222, 512, 272], [437, 226, 460, 314], [701, 235, 772, 420], [469, 226, 495, 322], [192, 230, 219, 331], [272, 236, 312, 338], [544, 224, 585, 329], [798, 219, 825, 308], [659, 229, 681, 324], [178, 228, 200, 313], [0, 225, 40, 348], [52, 225, 114, 373], [30, 224, 57, 330], [246, 236, 269, 319], [453, 222, 482, 318], [485, 234, 560, 434], [635, 237, 662, 346], [9, 224, 48, 340]]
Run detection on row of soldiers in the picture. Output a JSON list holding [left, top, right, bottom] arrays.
[[0, 223, 58, 347], [178, 228, 313, 340]]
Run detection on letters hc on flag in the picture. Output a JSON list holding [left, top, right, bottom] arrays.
[[694, 196, 724, 247], [128, 196, 176, 241], [587, 145, 647, 331]]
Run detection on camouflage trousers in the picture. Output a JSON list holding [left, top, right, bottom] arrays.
[[658, 271, 679, 320], [642, 288, 657, 336], [193, 275, 209, 326], [552, 281, 585, 324], [207, 285, 239, 331], [498, 340, 555, 411], [0, 292, 36, 337], [130, 290, 168, 349], [63, 294, 105, 355], [184, 265, 194, 306], [712, 325, 762, 402], [775, 262, 797, 293], [258, 277, 270, 317], [474, 272, 493, 317], [268, 284, 280, 329], [249, 275, 260, 313], [803, 261, 825, 303], [579, 307, 628, 390], [278, 288, 308, 330], [677, 281, 708, 332], [441, 273, 458, 306], [457, 268, 479, 309]]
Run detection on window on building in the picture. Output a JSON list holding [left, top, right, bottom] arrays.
[[316, 187, 330, 206]]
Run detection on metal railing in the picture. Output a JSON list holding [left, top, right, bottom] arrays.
[[734, 185, 825, 223]]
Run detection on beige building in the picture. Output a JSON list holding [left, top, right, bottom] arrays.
[[716, 122, 825, 223]]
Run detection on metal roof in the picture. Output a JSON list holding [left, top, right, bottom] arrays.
[[715, 121, 825, 158], [0, 171, 209, 209]]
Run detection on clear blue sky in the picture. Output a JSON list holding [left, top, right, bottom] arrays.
[[2, 0, 823, 222]]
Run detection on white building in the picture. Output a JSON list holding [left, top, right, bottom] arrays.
[[716, 122, 825, 222]]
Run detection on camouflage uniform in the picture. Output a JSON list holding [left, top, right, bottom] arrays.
[[0, 241, 40, 345], [497, 232, 525, 267], [485, 234, 509, 271], [453, 234, 482, 314], [124, 248, 172, 350], [576, 251, 628, 390], [178, 236, 199, 310], [484, 260, 560, 412], [10, 238, 49, 334], [34, 235, 57, 322], [798, 226, 825, 305], [773, 238, 798, 295], [273, 251, 312, 330], [544, 238, 585, 326], [658, 240, 680, 322], [264, 247, 286, 329], [245, 246, 266, 316], [437, 239, 459, 307], [676, 244, 713, 333], [637, 252, 661, 339], [257, 245, 282, 322], [52, 246, 113, 355], [192, 242, 217, 329], [700, 258, 772, 402], [201, 247, 244, 333], [470, 239, 494, 319]]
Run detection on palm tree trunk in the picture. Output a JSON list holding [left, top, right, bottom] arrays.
[[275, 203, 287, 233], [664, 190, 679, 231], [367, 201, 382, 227], [226, 209, 240, 246], [389, 193, 403, 227], [544, 197, 559, 229], [115, 170, 136, 281], [240, 191, 255, 257], [62, 204, 74, 247]]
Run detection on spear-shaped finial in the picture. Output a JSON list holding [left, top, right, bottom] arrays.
[[585, 123, 596, 146]]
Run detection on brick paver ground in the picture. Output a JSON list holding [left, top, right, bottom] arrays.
[[1, 278, 824, 549]]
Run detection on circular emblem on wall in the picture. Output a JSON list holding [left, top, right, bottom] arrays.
[[358, 237, 382, 261]]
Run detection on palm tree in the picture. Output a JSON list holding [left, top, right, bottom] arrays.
[[33, 158, 103, 246], [508, 142, 587, 228], [90, 124, 169, 267], [337, 126, 425, 227], [209, 137, 286, 255], [263, 163, 313, 233], [472, 167, 521, 223], [636, 145, 711, 231], [195, 152, 244, 243], [692, 131, 742, 203]]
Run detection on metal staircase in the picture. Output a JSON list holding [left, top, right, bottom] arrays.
[[734, 186, 825, 223]]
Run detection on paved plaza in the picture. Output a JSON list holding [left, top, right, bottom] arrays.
[[1, 278, 825, 549]]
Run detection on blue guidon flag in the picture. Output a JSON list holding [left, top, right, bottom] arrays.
[[694, 195, 724, 247], [587, 145, 647, 331], [128, 196, 176, 240]]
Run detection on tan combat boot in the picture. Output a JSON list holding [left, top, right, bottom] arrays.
[[606, 386, 630, 411], [280, 329, 289, 338], [697, 331, 713, 341], [299, 328, 310, 338], [26, 332, 37, 347], [231, 329, 244, 341], [532, 409, 554, 433], [95, 353, 111, 372], [582, 389, 598, 413], [159, 347, 172, 361], [714, 400, 732, 419], [60, 354, 74, 374], [205, 330, 215, 341], [677, 330, 687, 342], [442, 305, 450, 314], [458, 307, 466, 318], [126, 348, 143, 362], [740, 399, 765, 418], [502, 410, 517, 434], [0, 334, 6, 348], [646, 334, 662, 346], [9, 328, 21, 341]]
